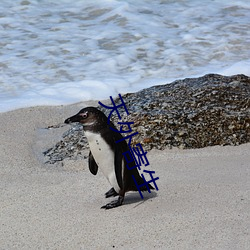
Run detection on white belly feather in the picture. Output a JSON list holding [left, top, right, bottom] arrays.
[[85, 131, 120, 193]]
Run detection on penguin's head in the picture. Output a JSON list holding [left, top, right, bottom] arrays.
[[65, 107, 108, 130]]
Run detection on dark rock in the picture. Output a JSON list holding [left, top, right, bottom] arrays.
[[43, 74, 250, 164]]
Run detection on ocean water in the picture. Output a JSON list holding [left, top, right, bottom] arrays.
[[0, 0, 250, 112]]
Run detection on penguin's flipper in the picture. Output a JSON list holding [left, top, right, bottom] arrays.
[[105, 187, 118, 198], [114, 143, 124, 190], [101, 196, 124, 209], [88, 151, 98, 175]]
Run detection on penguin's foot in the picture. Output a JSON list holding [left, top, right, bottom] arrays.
[[101, 196, 124, 209], [105, 187, 118, 198]]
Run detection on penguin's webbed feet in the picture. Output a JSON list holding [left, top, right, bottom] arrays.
[[101, 196, 124, 209], [105, 187, 118, 198]]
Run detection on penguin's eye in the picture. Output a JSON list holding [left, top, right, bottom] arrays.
[[79, 112, 88, 119]]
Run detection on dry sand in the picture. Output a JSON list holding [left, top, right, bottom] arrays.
[[0, 102, 249, 250]]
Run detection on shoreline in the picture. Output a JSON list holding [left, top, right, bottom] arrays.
[[0, 103, 249, 249]]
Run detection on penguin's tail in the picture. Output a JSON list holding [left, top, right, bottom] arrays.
[[130, 171, 155, 192], [137, 178, 154, 192]]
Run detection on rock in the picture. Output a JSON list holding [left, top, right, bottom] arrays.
[[43, 74, 250, 164]]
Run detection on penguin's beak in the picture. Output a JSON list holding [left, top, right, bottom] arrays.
[[64, 114, 81, 124]]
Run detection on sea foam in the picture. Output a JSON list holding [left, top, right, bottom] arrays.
[[0, 0, 249, 112]]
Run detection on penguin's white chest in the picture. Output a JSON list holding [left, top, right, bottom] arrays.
[[84, 131, 120, 193]]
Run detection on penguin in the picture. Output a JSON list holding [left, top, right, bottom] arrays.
[[64, 107, 154, 209]]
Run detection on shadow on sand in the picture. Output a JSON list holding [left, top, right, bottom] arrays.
[[122, 190, 158, 208]]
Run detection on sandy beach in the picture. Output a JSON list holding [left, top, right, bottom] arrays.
[[0, 102, 249, 249]]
